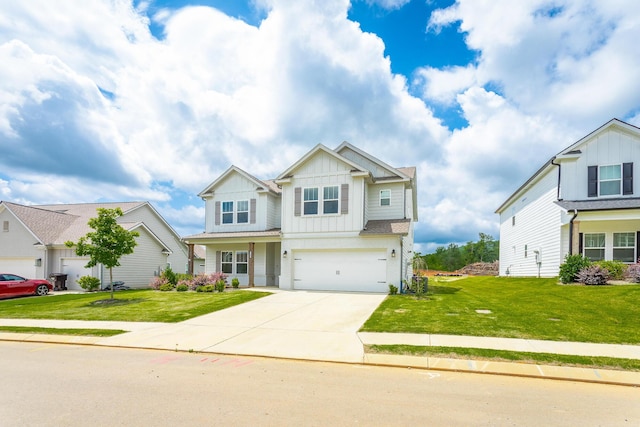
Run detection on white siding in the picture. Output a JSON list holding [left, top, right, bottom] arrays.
[[203, 242, 278, 286], [498, 169, 563, 277], [366, 182, 405, 221], [338, 147, 396, 178], [561, 127, 640, 200], [101, 227, 167, 288], [122, 204, 189, 274]]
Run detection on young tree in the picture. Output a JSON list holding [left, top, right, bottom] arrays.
[[65, 208, 139, 299]]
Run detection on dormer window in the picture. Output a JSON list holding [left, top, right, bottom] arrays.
[[588, 163, 633, 197]]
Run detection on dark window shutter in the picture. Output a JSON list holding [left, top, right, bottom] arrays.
[[587, 166, 598, 197], [215, 201, 221, 225], [623, 162, 633, 195], [294, 187, 301, 216], [250, 198, 256, 224], [578, 232, 584, 255], [340, 184, 349, 214], [216, 251, 221, 271]]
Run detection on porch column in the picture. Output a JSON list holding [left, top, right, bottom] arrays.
[[248, 242, 255, 287], [187, 244, 194, 275], [571, 221, 581, 255]]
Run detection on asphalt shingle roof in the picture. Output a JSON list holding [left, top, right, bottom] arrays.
[[555, 198, 640, 211], [359, 219, 411, 236]]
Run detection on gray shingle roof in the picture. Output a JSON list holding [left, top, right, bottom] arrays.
[[555, 198, 640, 211], [184, 229, 282, 240], [360, 219, 411, 236]]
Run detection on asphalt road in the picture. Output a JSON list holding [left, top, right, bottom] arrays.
[[1, 342, 638, 426]]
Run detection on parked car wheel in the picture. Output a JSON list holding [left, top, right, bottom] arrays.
[[35, 284, 49, 296]]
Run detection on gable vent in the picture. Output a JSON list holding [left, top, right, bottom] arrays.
[[2, 221, 8, 232]]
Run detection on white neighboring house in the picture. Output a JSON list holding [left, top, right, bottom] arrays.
[[184, 142, 418, 292], [0, 201, 190, 289], [496, 118, 640, 277]]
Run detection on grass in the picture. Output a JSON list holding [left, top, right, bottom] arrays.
[[0, 326, 125, 337], [366, 344, 640, 372], [0, 290, 270, 323], [361, 276, 640, 344]]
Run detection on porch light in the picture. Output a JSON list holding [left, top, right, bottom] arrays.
[[391, 249, 396, 258], [283, 250, 288, 258]]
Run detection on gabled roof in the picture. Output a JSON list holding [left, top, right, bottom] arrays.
[[496, 118, 640, 214], [199, 165, 281, 197], [335, 141, 410, 181], [0, 201, 177, 249], [275, 144, 368, 181]]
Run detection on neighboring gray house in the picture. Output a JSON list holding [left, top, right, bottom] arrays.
[[0, 201, 189, 289], [496, 118, 640, 277], [184, 142, 418, 292]]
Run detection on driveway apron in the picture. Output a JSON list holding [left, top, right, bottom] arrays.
[[96, 290, 386, 363]]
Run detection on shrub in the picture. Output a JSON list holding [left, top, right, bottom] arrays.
[[159, 282, 175, 291], [77, 275, 101, 292], [210, 272, 228, 285], [558, 254, 591, 284], [149, 276, 169, 290], [215, 279, 225, 292], [388, 284, 398, 295], [161, 266, 178, 286], [625, 264, 640, 283], [176, 280, 190, 292], [176, 273, 193, 282], [190, 274, 210, 290], [576, 265, 610, 285], [594, 260, 626, 280], [231, 278, 240, 289], [203, 284, 215, 292]]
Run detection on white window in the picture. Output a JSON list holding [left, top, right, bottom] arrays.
[[221, 251, 233, 273], [380, 190, 391, 206], [237, 200, 249, 224], [584, 233, 605, 261], [304, 188, 318, 215], [222, 202, 234, 224], [600, 165, 621, 196], [613, 232, 635, 263], [236, 251, 248, 274], [323, 186, 339, 214]]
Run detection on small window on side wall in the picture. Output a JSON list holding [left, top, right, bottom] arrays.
[[380, 190, 391, 206], [2, 221, 8, 232]]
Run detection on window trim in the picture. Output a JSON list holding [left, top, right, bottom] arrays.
[[613, 232, 635, 263], [380, 189, 391, 206], [322, 185, 339, 215], [599, 164, 622, 197], [303, 187, 319, 216], [583, 233, 605, 261], [236, 200, 249, 224]]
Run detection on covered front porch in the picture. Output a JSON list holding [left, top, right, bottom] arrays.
[[184, 230, 281, 287], [561, 200, 640, 263]]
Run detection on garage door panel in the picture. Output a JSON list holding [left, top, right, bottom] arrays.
[[0, 259, 37, 279], [293, 250, 387, 292]]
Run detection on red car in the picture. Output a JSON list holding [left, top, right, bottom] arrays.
[[0, 273, 53, 298]]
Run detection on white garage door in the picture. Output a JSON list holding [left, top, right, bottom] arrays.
[[293, 250, 387, 292], [61, 258, 92, 290], [0, 258, 37, 279]]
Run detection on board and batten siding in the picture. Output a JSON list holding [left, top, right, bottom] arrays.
[[266, 193, 281, 229], [498, 168, 563, 277], [121, 204, 189, 273], [560, 127, 640, 200], [103, 227, 167, 288], [366, 182, 405, 221], [338, 147, 397, 178]]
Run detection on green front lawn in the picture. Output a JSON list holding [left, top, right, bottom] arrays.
[[0, 290, 270, 323], [362, 276, 640, 344]]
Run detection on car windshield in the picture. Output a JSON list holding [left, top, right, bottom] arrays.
[[0, 274, 26, 281]]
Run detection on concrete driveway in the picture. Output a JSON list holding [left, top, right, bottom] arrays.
[[97, 290, 387, 363]]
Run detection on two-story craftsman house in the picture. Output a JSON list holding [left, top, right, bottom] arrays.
[[184, 142, 417, 292], [496, 118, 640, 277]]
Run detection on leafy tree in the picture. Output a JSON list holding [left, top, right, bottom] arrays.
[[65, 208, 139, 299], [422, 233, 499, 272]]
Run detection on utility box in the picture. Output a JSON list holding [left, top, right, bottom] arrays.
[[49, 273, 68, 291]]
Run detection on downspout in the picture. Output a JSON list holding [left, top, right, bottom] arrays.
[[399, 237, 404, 293], [568, 209, 578, 255]]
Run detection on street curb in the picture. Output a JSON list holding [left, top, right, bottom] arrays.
[[363, 353, 640, 387], [2, 333, 639, 387]]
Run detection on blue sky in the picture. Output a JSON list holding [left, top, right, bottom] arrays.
[[1, 0, 640, 252]]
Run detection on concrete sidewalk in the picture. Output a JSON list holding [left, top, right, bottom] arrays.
[[1, 290, 640, 386]]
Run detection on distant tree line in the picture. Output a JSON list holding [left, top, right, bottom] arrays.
[[417, 233, 499, 272]]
